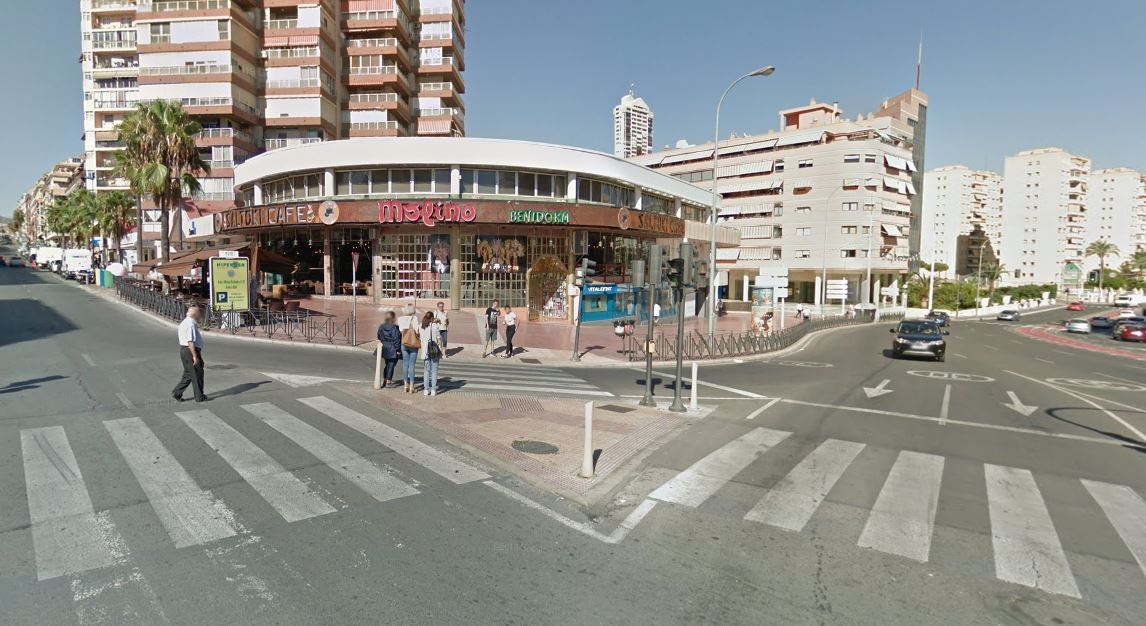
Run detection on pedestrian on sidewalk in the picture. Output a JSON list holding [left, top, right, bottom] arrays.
[[802, 307, 811, 321], [483, 299, 500, 357], [653, 302, 661, 324], [397, 303, 420, 393], [418, 311, 443, 396], [795, 303, 804, 318], [172, 304, 208, 402], [433, 301, 449, 356], [377, 311, 401, 388], [503, 305, 518, 358]]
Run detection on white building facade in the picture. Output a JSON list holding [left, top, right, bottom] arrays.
[[999, 147, 1090, 289], [921, 166, 1002, 278], [1085, 168, 1146, 273], [613, 92, 654, 159]]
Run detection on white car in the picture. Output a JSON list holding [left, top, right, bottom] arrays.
[[1065, 318, 1091, 334], [1115, 294, 1145, 307], [1117, 309, 1136, 319]]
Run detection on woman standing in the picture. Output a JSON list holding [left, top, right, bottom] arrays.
[[503, 305, 518, 358], [396, 304, 420, 393], [418, 311, 444, 396], [376, 311, 402, 388]]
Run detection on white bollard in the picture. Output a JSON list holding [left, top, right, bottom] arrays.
[[689, 361, 698, 411], [579, 401, 594, 478], [373, 341, 383, 390]]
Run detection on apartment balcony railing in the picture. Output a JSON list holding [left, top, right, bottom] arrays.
[[92, 0, 138, 10], [265, 137, 325, 150], [418, 81, 452, 92], [349, 121, 400, 131], [265, 18, 299, 30], [93, 60, 140, 71], [420, 6, 454, 16], [205, 159, 235, 170], [196, 127, 252, 143], [140, 63, 238, 77], [343, 10, 412, 31], [416, 107, 463, 123], [94, 20, 135, 28], [264, 78, 321, 89], [263, 46, 320, 59], [419, 56, 455, 67], [349, 92, 402, 104], [348, 37, 399, 48], [94, 96, 140, 109], [167, 96, 257, 116], [349, 65, 400, 75], [419, 31, 454, 41], [192, 191, 236, 201], [139, 0, 228, 12], [92, 37, 138, 49]]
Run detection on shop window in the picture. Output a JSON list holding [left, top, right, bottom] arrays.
[[459, 169, 475, 194], [413, 169, 433, 193], [477, 170, 496, 194], [498, 171, 516, 194]]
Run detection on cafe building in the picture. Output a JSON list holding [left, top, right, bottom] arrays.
[[223, 137, 738, 322]]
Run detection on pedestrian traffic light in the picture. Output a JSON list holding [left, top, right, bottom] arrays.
[[679, 242, 694, 287], [667, 257, 684, 288], [648, 244, 663, 284], [580, 257, 597, 285]]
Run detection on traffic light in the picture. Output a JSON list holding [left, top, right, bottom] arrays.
[[679, 242, 694, 287], [575, 257, 597, 287], [667, 257, 684, 288], [631, 259, 645, 287]]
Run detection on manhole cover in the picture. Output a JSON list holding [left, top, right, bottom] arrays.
[[598, 404, 636, 414], [518, 358, 542, 364], [511, 440, 559, 454]]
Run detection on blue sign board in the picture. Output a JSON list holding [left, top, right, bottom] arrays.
[[582, 283, 618, 295]]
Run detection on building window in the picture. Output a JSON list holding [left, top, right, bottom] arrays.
[[433, 169, 451, 193], [796, 227, 811, 237], [798, 159, 813, 168], [218, 19, 229, 39], [771, 248, 782, 260], [795, 249, 811, 259], [864, 154, 877, 163], [844, 154, 860, 163], [795, 206, 811, 213], [841, 249, 858, 258], [842, 202, 859, 211], [498, 171, 517, 195], [863, 203, 875, 212], [149, 23, 170, 43], [518, 172, 536, 196], [774, 160, 785, 172], [477, 170, 496, 194], [413, 169, 433, 193], [841, 226, 858, 235]]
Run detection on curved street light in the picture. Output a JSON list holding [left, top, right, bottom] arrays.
[[709, 66, 775, 343]]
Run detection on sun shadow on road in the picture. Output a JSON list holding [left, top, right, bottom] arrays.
[[210, 381, 270, 398], [0, 375, 68, 395], [1046, 407, 1146, 453]]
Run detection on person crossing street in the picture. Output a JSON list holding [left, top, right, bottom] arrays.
[[172, 304, 208, 402], [503, 305, 518, 358]]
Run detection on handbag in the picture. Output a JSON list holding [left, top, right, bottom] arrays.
[[427, 339, 442, 359], [401, 325, 421, 349]]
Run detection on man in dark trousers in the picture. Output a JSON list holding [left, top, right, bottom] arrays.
[[172, 304, 208, 402]]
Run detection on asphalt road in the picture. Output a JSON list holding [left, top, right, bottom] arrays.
[[3, 248, 1146, 625]]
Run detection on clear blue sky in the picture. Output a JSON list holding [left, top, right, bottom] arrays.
[[3, 0, 1144, 217]]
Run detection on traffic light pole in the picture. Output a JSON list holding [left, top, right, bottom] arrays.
[[571, 286, 583, 362], [668, 283, 687, 412], [639, 283, 657, 407]]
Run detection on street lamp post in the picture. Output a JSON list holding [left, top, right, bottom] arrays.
[[974, 241, 985, 317], [926, 256, 936, 310], [709, 65, 775, 344]]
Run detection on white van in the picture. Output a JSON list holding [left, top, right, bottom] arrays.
[[1114, 294, 1145, 307], [34, 246, 64, 271], [63, 249, 93, 279]]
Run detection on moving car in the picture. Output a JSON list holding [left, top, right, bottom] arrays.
[[996, 310, 1020, 321], [1066, 301, 1085, 311], [1089, 316, 1114, 330], [925, 310, 950, 326], [1112, 316, 1146, 334], [1116, 324, 1145, 342], [1115, 294, 1146, 307], [1065, 318, 1091, 334], [890, 320, 949, 361], [8, 255, 24, 267], [1117, 308, 1136, 319]]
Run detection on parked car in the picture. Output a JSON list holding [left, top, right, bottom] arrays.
[[1065, 318, 1091, 334], [996, 310, 1021, 321], [8, 255, 24, 267], [890, 320, 948, 361], [1116, 324, 1146, 342], [1066, 301, 1085, 311], [1089, 316, 1114, 330], [924, 310, 950, 326]]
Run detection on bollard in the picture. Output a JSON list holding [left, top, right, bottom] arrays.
[[579, 401, 594, 478], [689, 361, 698, 411], [373, 341, 383, 390]]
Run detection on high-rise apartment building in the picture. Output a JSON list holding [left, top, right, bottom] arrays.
[[15, 156, 86, 241], [921, 166, 1002, 277], [999, 147, 1090, 289], [630, 89, 927, 306], [1085, 168, 1146, 272], [613, 90, 653, 159], [79, 0, 466, 260]]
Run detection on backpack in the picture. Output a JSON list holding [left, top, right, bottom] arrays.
[[426, 338, 442, 359], [401, 319, 421, 349]]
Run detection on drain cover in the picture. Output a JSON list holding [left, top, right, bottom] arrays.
[[598, 404, 636, 414], [511, 439, 559, 454], [518, 358, 542, 364]]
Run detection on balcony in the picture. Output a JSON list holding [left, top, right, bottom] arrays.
[[346, 121, 403, 137], [93, 93, 140, 110], [196, 127, 253, 145], [343, 10, 413, 37], [159, 96, 258, 119], [263, 46, 320, 60], [265, 18, 299, 30], [91, 35, 137, 50], [265, 137, 325, 150], [92, 0, 138, 11], [416, 107, 463, 125], [348, 37, 399, 49], [139, 63, 240, 78], [265, 78, 321, 89], [138, 0, 228, 12], [92, 60, 140, 77], [348, 65, 410, 91]]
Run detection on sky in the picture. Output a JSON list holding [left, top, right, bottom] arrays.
[[3, 0, 1144, 217]]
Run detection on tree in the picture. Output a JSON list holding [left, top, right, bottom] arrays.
[[1084, 240, 1120, 297], [96, 191, 136, 263], [45, 189, 100, 249], [981, 261, 1006, 304], [115, 100, 208, 262], [10, 209, 24, 236], [1129, 249, 1146, 279], [931, 261, 950, 275]]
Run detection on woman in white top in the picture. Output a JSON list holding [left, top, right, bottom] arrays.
[[417, 311, 443, 395], [502, 305, 518, 358], [396, 304, 419, 393]]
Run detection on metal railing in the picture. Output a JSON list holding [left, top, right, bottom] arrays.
[[348, 121, 400, 131], [349, 64, 400, 75], [263, 46, 319, 59], [140, 64, 237, 77], [348, 37, 398, 48], [116, 279, 356, 345], [418, 81, 452, 92], [265, 78, 320, 89], [265, 18, 299, 30], [620, 310, 903, 362], [265, 137, 325, 150], [139, 0, 228, 12], [349, 92, 404, 106]]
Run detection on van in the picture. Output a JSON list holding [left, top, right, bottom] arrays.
[[63, 249, 93, 279], [1114, 294, 1145, 307]]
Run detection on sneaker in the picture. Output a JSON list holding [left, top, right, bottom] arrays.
[[423, 390, 430, 396], [430, 389, 437, 396]]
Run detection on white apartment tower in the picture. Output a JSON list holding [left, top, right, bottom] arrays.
[[921, 166, 1002, 277], [613, 90, 653, 158], [1085, 168, 1146, 273], [1000, 147, 1090, 289]]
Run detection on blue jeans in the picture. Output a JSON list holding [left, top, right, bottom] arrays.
[[401, 346, 418, 384], [439, 330, 448, 349], [423, 357, 440, 392], [383, 357, 398, 382]]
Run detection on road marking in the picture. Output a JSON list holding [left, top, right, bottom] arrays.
[[951, 353, 968, 359], [484, 481, 657, 544], [261, 372, 346, 388], [648, 428, 790, 507], [456, 383, 613, 397], [176, 409, 336, 523], [1063, 388, 1146, 415], [1046, 377, 1146, 392], [104, 417, 240, 548], [857, 451, 944, 562], [985, 464, 1080, 598], [862, 379, 894, 399], [984, 345, 1000, 350], [1081, 479, 1146, 581], [640, 366, 766, 398], [241, 402, 419, 502], [299, 396, 489, 484], [81, 353, 96, 367], [21, 427, 123, 580], [907, 370, 994, 383], [1035, 357, 1055, 364], [1098, 371, 1146, 385], [1009, 339, 1022, 344], [938, 385, 951, 425], [443, 375, 599, 389], [1001, 391, 1039, 417], [1003, 370, 1146, 441], [114, 392, 135, 409], [773, 361, 834, 368], [1053, 350, 1073, 356], [745, 398, 781, 420], [744, 439, 865, 531]]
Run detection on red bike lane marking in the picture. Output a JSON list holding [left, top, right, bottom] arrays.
[[1016, 325, 1146, 361]]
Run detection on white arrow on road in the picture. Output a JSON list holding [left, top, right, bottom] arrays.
[[1002, 391, 1038, 417], [863, 379, 894, 399]]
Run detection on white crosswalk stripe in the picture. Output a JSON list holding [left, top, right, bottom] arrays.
[[434, 362, 613, 397], [105, 417, 241, 548], [985, 464, 1080, 598], [857, 451, 944, 562], [241, 402, 420, 503], [176, 409, 337, 523], [298, 396, 489, 484], [21, 426, 124, 581], [744, 439, 865, 532], [649, 428, 791, 508], [1082, 479, 1146, 580]]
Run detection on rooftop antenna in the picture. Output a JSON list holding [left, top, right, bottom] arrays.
[[628, 81, 635, 97], [915, 32, 923, 90]]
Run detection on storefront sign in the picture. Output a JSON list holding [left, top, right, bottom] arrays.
[[631, 211, 685, 237], [319, 200, 339, 225], [508, 209, 570, 224], [378, 200, 477, 227], [214, 204, 318, 232], [209, 256, 250, 311], [583, 283, 618, 295]]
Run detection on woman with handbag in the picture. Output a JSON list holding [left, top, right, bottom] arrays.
[[396, 304, 420, 393], [376, 311, 402, 388], [418, 311, 444, 396]]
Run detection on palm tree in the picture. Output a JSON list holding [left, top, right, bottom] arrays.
[[1084, 240, 1120, 298], [10, 209, 24, 235], [981, 261, 1005, 304], [1130, 249, 1146, 280], [96, 191, 136, 263], [115, 100, 208, 263]]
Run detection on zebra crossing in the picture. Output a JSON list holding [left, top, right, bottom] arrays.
[[16, 396, 488, 583], [433, 360, 613, 397], [647, 426, 1146, 600]]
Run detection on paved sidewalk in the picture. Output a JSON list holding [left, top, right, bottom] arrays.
[[339, 381, 709, 501]]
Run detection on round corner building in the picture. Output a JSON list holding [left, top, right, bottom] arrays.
[[224, 137, 738, 323]]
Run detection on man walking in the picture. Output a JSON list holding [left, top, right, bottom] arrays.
[[172, 304, 208, 402], [482, 299, 500, 358], [434, 301, 449, 356]]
